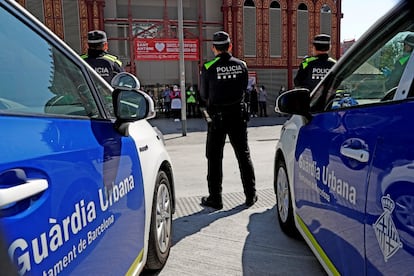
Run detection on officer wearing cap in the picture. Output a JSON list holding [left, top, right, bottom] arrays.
[[81, 30, 123, 84], [386, 33, 414, 89], [199, 31, 257, 210], [294, 34, 336, 91]]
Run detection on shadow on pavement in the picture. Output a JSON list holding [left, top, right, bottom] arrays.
[[172, 204, 247, 245], [242, 207, 326, 275], [140, 204, 246, 276], [142, 206, 325, 276]]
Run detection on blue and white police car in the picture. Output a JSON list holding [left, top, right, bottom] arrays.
[[0, 0, 175, 275], [274, 0, 414, 274]]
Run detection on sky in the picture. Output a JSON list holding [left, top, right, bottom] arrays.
[[341, 0, 399, 41]]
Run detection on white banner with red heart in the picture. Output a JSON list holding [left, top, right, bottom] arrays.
[[134, 38, 199, 60]]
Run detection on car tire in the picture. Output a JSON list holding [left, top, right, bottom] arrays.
[[145, 170, 172, 270], [387, 186, 414, 235], [275, 158, 299, 238]]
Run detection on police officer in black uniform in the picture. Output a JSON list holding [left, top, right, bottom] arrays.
[[199, 31, 257, 210], [294, 34, 336, 91], [81, 30, 123, 84]]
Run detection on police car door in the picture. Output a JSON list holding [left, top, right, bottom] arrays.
[[294, 28, 414, 274], [0, 3, 145, 274]]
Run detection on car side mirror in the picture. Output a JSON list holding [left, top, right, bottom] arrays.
[[111, 72, 141, 89], [275, 88, 312, 120], [112, 88, 156, 126], [111, 71, 156, 124]]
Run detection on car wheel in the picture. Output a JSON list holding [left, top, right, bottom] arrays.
[[394, 194, 414, 232], [275, 158, 299, 238], [145, 170, 172, 270], [387, 187, 414, 234]]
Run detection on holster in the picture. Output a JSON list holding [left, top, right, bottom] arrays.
[[240, 102, 249, 122]]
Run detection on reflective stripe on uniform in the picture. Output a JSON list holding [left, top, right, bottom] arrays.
[[399, 55, 410, 66], [328, 57, 337, 63], [204, 57, 221, 70], [302, 56, 319, 69], [81, 53, 122, 66], [104, 53, 123, 66], [186, 91, 196, 103]]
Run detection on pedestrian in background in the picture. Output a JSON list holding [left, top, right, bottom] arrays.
[[81, 30, 123, 84], [200, 31, 257, 210], [171, 85, 182, 121], [258, 85, 267, 117], [249, 84, 258, 117], [294, 34, 336, 91], [277, 85, 287, 117], [244, 87, 251, 117], [186, 85, 197, 117], [162, 85, 172, 117]]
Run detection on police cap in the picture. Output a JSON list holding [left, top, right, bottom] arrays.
[[213, 31, 231, 45], [313, 34, 331, 46], [403, 33, 414, 47], [88, 30, 107, 44]]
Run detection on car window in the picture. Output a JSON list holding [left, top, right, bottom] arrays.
[[89, 70, 116, 118], [0, 6, 100, 118], [316, 28, 414, 112]]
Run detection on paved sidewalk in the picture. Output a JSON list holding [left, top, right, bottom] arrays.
[[144, 116, 326, 276], [149, 115, 288, 136]]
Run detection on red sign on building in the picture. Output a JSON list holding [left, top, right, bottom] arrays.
[[134, 38, 199, 61]]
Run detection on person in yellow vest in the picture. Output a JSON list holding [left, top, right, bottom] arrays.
[[186, 85, 197, 117], [385, 33, 414, 90], [81, 30, 123, 84]]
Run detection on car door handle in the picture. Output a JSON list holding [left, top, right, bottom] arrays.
[[0, 179, 48, 208], [139, 145, 148, 152], [340, 147, 369, 163]]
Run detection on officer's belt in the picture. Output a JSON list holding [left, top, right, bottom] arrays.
[[209, 102, 240, 113]]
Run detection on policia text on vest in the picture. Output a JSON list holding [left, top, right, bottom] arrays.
[[294, 34, 336, 92], [81, 30, 123, 84]]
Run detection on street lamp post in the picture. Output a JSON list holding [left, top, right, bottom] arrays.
[[178, 0, 187, 136]]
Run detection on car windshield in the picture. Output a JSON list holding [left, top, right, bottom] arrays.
[[0, 6, 100, 117], [338, 30, 414, 103], [310, 3, 414, 112]]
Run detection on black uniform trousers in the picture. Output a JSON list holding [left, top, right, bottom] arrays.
[[206, 107, 256, 201]]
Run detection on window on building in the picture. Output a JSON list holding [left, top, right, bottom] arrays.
[[25, 0, 44, 23], [104, 23, 129, 64], [320, 4, 332, 36], [244, 0, 255, 7], [270, 1, 282, 57], [297, 3, 309, 57], [244, 0, 256, 57], [63, 0, 81, 53]]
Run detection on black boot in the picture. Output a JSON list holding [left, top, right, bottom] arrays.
[[245, 195, 258, 207], [201, 196, 223, 210]]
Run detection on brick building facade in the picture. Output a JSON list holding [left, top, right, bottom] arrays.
[[15, 0, 341, 99]]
